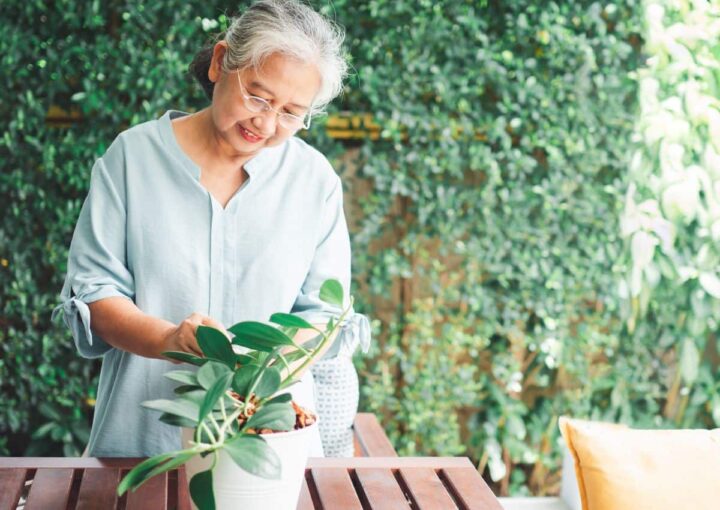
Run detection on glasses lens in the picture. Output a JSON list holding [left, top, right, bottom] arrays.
[[246, 97, 269, 113], [279, 114, 306, 130]]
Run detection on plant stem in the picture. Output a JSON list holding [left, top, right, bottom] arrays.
[[219, 394, 228, 422], [216, 408, 243, 439], [279, 300, 353, 390], [209, 414, 222, 438], [276, 352, 291, 371], [198, 422, 217, 446]]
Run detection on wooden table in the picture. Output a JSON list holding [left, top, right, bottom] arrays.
[[0, 457, 503, 510]]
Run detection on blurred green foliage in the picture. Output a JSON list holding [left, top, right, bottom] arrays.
[[620, 0, 720, 434], [3, 0, 714, 497]]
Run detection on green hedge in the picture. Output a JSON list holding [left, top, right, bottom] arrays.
[[5, 0, 710, 496]]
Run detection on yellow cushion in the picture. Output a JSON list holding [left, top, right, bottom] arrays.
[[559, 416, 720, 510]]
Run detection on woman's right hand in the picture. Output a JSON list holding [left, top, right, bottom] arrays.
[[160, 312, 229, 361]]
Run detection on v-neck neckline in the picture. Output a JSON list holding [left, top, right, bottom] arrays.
[[159, 110, 271, 211]]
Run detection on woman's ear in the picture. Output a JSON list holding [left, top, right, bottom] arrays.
[[208, 41, 228, 83]]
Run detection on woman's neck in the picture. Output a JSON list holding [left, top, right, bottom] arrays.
[[173, 108, 253, 178]]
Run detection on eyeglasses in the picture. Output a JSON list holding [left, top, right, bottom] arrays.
[[235, 70, 312, 130]]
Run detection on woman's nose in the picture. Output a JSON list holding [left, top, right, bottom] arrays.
[[252, 112, 277, 136]]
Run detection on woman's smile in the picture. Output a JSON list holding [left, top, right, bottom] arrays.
[[238, 124, 264, 143]]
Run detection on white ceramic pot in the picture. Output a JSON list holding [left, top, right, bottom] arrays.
[[181, 421, 317, 510]]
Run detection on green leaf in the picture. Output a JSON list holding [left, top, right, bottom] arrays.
[[177, 389, 206, 408], [164, 370, 198, 386], [159, 412, 197, 428], [228, 322, 296, 352], [245, 402, 295, 431], [118, 453, 174, 495], [235, 354, 254, 366], [196, 326, 235, 369], [319, 279, 344, 307], [143, 451, 196, 482], [197, 361, 231, 390], [266, 392, 292, 405], [253, 366, 281, 399], [198, 372, 232, 422], [269, 313, 314, 329], [232, 364, 260, 396], [142, 399, 199, 422], [174, 384, 202, 395], [31, 422, 56, 439], [163, 351, 208, 366], [189, 469, 215, 510], [223, 434, 281, 479]]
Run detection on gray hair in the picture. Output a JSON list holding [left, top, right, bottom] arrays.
[[192, 0, 348, 115]]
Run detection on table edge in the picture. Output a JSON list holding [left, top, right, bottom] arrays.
[[0, 456, 475, 469]]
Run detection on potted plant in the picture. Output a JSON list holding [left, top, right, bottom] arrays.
[[117, 279, 351, 510]]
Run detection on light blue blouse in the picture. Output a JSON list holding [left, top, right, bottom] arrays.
[[53, 110, 370, 457]]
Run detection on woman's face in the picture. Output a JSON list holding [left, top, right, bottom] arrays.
[[207, 42, 321, 160]]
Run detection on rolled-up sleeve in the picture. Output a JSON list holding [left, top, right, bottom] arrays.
[[52, 149, 135, 358], [291, 175, 371, 359]]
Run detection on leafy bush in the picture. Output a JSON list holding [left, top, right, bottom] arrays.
[[620, 0, 720, 430]]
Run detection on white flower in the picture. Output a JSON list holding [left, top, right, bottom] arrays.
[[699, 272, 720, 299], [639, 77, 660, 112], [643, 110, 690, 144], [632, 230, 659, 270], [661, 175, 700, 223], [660, 142, 685, 181], [681, 81, 715, 122], [201, 18, 219, 32]]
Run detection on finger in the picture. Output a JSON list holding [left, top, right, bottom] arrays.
[[184, 336, 204, 357], [187, 313, 204, 325], [201, 317, 231, 339]]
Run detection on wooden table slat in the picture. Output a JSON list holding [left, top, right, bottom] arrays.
[[311, 468, 363, 510], [177, 465, 191, 510], [296, 476, 315, 510], [398, 468, 459, 510], [75, 468, 120, 510], [126, 472, 168, 510], [441, 467, 504, 510], [353, 414, 398, 457], [354, 468, 411, 510], [0, 469, 27, 510], [24, 468, 74, 510]]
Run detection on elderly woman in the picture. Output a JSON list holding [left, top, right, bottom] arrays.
[[53, 0, 369, 458]]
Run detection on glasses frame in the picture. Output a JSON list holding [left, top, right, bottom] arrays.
[[235, 70, 312, 130]]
